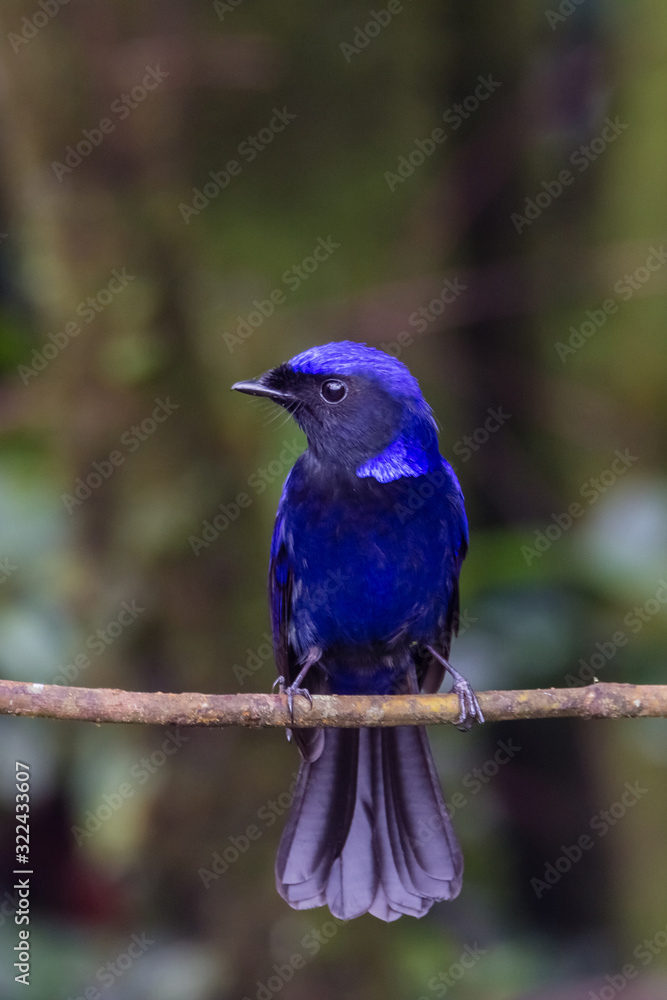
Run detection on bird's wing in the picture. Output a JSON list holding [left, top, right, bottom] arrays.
[[269, 477, 325, 761], [268, 494, 294, 685], [446, 496, 469, 645], [419, 478, 469, 693]]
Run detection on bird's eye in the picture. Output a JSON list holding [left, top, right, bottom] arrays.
[[320, 379, 347, 404]]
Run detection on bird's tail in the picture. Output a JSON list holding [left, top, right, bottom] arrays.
[[275, 726, 462, 921]]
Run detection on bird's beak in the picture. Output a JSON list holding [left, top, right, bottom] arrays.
[[231, 374, 293, 404]]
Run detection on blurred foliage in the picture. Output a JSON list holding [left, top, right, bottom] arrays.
[[0, 0, 666, 998]]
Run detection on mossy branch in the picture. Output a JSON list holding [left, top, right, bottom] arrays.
[[0, 679, 664, 728]]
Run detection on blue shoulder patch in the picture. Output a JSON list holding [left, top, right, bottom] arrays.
[[356, 435, 432, 483]]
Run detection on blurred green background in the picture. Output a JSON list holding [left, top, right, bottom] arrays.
[[1, 0, 667, 997]]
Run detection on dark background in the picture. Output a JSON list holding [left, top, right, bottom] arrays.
[[1, 1, 666, 997]]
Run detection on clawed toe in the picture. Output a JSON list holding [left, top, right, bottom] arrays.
[[271, 670, 313, 740], [452, 679, 485, 731], [273, 676, 313, 719], [286, 684, 313, 718], [424, 645, 484, 732]]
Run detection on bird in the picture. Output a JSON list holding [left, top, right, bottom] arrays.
[[232, 340, 483, 922]]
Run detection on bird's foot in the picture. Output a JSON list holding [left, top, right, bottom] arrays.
[[424, 645, 485, 731], [272, 674, 313, 725], [451, 678, 485, 731], [273, 647, 319, 743], [285, 682, 313, 719]]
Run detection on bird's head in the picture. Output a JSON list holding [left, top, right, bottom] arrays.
[[232, 341, 442, 482]]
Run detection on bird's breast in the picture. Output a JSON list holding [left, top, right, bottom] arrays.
[[284, 467, 458, 649]]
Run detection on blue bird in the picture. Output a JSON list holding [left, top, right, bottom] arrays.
[[232, 340, 483, 921]]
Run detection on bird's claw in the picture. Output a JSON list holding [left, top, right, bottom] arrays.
[[273, 675, 312, 720], [424, 646, 484, 733], [452, 679, 485, 731], [285, 684, 313, 719]]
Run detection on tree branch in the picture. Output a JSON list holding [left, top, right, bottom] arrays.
[[0, 679, 665, 728]]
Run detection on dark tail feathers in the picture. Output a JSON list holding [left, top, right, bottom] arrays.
[[275, 726, 462, 921]]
